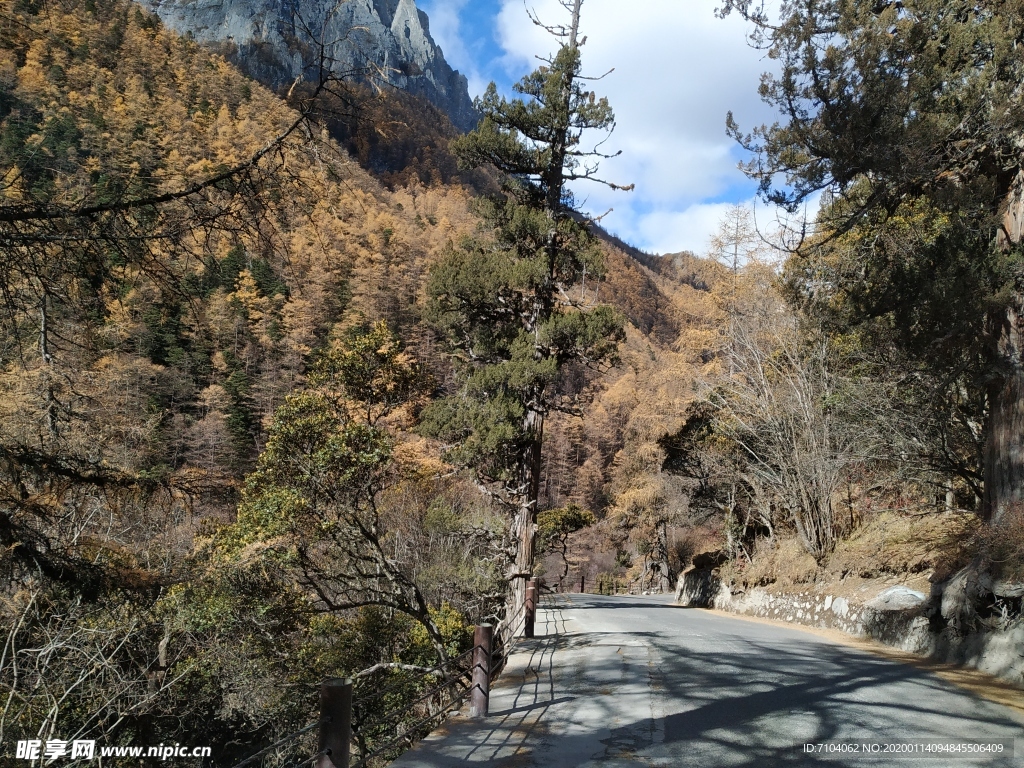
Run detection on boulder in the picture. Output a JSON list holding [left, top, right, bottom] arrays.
[[992, 581, 1024, 598], [675, 568, 726, 608], [866, 585, 927, 611]]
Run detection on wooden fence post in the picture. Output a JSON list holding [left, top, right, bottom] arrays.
[[524, 578, 538, 638], [470, 623, 492, 718], [317, 678, 352, 768]]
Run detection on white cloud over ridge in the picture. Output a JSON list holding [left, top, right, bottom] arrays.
[[423, 0, 788, 256], [634, 201, 748, 257]]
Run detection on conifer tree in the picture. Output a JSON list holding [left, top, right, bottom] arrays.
[[421, 0, 630, 617]]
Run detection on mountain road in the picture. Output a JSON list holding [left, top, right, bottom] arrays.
[[390, 593, 1024, 767]]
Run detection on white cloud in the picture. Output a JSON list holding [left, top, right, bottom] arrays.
[[630, 201, 745, 257], [492, 0, 782, 254], [419, 0, 491, 96], [628, 195, 818, 259]]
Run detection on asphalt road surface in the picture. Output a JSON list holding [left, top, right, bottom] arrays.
[[391, 594, 1024, 767]]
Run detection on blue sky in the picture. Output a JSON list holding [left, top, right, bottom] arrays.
[[418, 0, 796, 255]]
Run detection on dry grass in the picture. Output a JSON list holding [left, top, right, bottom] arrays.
[[722, 536, 818, 590], [828, 511, 980, 583], [720, 511, 982, 594]]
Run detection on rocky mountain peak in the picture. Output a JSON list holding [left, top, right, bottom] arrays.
[[140, 0, 478, 132]]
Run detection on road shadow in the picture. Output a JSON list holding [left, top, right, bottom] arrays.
[[551, 594, 677, 611]]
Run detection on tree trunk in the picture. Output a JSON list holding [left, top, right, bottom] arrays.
[[986, 178, 1024, 525], [40, 295, 58, 441], [656, 521, 672, 593], [542, 0, 582, 216], [510, 407, 544, 624], [983, 303, 1024, 524]]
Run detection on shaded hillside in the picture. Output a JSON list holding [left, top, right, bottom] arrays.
[[596, 247, 681, 344], [589, 224, 711, 291], [288, 80, 497, 190]]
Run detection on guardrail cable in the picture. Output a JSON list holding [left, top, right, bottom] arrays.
[[489, 606, 530, 678], [348, 688, 470, 768], [227, 721, 320, 768], [279, 750, 327, 768], [363, 666, 471, 726]]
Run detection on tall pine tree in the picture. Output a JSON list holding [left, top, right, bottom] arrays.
[[420, 0, 629, 618]]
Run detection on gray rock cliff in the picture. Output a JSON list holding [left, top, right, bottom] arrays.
[[140, 0, 478, 132]]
